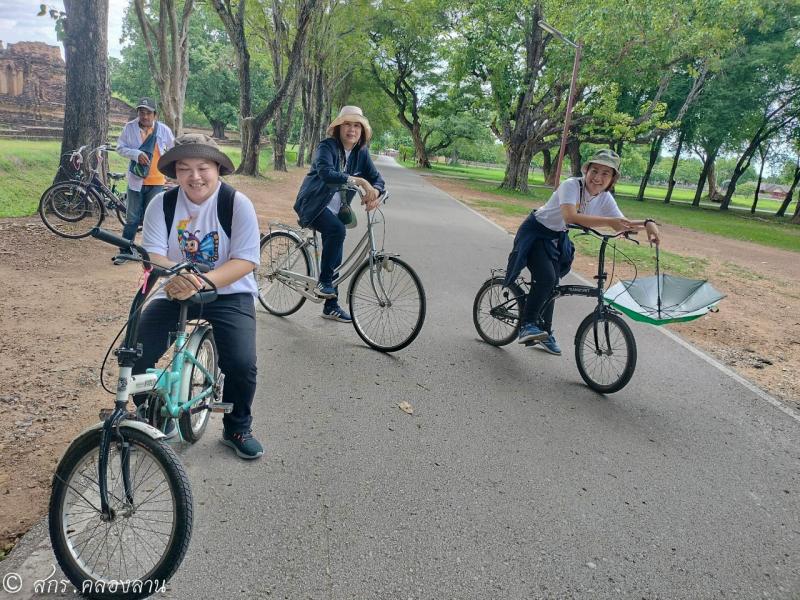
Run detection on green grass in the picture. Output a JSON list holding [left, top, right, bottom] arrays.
[[0, 139, 295, 218], [406, 159, 788, 213]]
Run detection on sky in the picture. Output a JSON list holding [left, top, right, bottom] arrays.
[[0, 0, 129, 58]]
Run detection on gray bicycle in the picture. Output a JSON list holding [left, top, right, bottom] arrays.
[[256, 188, 426, 352]]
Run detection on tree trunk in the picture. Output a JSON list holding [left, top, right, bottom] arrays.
[[664, 129, 685, 204], [412, 123, 431, 168], [791, 197, 800, 224], [541, 148, 553, 186], [775, 156, 800, 217], [501, 140, 533, 192], [239, 117, 260, 176], [566, 139, 582, 177], [211, 120, 226, 139], [707, 161, 721, 203], [721, 150, 755, 211], [271, 82, 299, 172], [637, 134, 663, 202], [692, 148, 717, 207], [751, 144, 769, 214], [57, 0, 109, 184], [133, 0, 194, 136]]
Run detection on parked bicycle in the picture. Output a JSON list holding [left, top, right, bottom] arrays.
[[473, 224, 640, 394], [48, 228, 228, 599], [256, 187, 426, 352], [38, 144, 130, 239]]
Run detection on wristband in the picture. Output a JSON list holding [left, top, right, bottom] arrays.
[[644, 218, 657, 226], [347, 176, 356, 187]]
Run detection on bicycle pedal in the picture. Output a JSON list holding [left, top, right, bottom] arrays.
[[209, 402, 233, 414]]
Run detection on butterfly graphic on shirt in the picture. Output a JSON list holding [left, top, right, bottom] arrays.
[[176, 219, 219, 267]]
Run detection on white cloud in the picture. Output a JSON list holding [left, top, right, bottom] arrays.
[[0, 0, 126, 58]]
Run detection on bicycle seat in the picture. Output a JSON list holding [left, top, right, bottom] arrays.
[[108, 172, 125, 181]]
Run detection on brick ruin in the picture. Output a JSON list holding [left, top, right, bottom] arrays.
[[0, 41, 134, 138]]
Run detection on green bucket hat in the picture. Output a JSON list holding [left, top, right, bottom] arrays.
[[582, 149, 621, 176], [157, 133, 235, 179]]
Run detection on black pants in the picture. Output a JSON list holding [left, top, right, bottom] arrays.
[[521, 239, 557, 332], [133, 293, 258, 433]]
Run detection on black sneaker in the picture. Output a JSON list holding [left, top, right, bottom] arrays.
[[221, 429, 264, 460]]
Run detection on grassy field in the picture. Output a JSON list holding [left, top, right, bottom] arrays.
[[0, 139, 295, 218], [410, 160, 789, 213], [427, 173, 800, 254]]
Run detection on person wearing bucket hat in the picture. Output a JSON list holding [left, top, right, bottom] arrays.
[[294, 105, 386, 323], [115, 97, 175, 262], [130, 133, 265, 459], [502, 148, 661, 356]]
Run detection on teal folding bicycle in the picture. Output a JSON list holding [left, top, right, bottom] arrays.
[[48, 228, 228, 599]]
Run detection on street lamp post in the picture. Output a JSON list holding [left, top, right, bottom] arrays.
[[538, 20, 582, 188]]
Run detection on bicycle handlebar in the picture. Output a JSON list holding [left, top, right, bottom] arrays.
[[567, 223, 639, 243]]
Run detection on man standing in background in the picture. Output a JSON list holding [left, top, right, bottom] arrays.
[[115, 97, 175, 263]]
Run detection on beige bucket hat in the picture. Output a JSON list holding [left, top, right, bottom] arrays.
[[326, 106, 373, 144], [157, 133, 235, 178], [581, 149, 621, 177]]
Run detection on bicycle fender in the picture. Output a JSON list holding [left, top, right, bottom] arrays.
[[261, 228, 305, 245], [73, 419, 167, 445]]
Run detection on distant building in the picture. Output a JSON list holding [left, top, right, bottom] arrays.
[[0, 40, 133, 139]]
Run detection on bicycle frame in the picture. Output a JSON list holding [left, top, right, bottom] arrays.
[[268, 190, 394, 305], [88, 228, 221, 518]]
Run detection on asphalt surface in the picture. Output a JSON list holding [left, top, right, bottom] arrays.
[[2, 156, 799, 599]]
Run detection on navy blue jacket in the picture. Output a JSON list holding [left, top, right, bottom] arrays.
[[503, 212, 574, 287], [294, 137, 385, 227]]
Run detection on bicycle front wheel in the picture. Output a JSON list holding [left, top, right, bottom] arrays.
[[49, 427, 192, 599], [574, 310, 637, 394], [39, 182, 104, 239], [348, 256, 426, 352], [472, 277, 524, 346], [178, 328, 218, 443], [257, 231, 312, 316]]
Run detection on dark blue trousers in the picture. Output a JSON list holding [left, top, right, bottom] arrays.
[[310, 208, 346, 308], [123, 184, 163, 242], [133, 293, 258, 433]]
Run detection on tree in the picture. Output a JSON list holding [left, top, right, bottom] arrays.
[[132, 0, 194, 135], [187, 42, 239, 138], [368, 0, 449, 168], [211, 0, 320, 176], [50, 1, 110, 183]]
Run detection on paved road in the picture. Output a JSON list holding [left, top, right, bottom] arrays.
[[3, 157, 799, 599]]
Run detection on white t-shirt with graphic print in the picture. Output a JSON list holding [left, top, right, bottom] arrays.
[[534, 177, 624, 232], [142, 183, 261, 301]]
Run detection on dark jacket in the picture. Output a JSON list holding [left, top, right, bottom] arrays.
[[294, 137, 385, 227], [503, 211, 574, 287]]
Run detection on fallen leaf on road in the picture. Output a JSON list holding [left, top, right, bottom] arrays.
[[398, 401, 414, 415]]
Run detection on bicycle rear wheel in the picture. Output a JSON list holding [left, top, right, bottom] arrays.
[[348, 256, 426, 352], [114, 194, 127, 227], [472, 277, 524, 346], [574, 310, 637, 394], [39, 182, 104, 239], [178, 328, 218, 443], [49, 427, 192, 599], [257, 231, 312, 316]]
